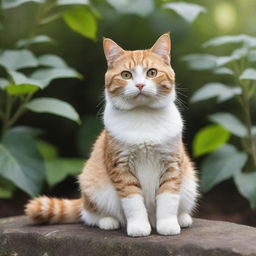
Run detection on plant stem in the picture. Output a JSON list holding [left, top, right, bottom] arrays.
[[1, 94, 33, 137], [242, 87, 256, 168]]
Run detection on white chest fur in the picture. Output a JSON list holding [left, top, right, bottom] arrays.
[[104, 101, 183, 146]]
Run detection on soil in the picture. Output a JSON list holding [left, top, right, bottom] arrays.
[[1, 178, 255, 227]]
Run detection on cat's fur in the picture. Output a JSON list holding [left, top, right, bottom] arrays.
[[25, 33, 198, 237]]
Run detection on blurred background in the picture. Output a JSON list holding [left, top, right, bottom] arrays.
[[0, 0, 255, 226]]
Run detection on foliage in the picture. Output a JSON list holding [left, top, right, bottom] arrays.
[[0, 0, 95, 197], [184, 34, 256, 209], [0, 0, 207, 198]]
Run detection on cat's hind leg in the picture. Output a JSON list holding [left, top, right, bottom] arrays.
[[81, 209, 120, 230], [178, 176, 198, 228]]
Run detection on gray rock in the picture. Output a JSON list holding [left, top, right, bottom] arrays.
[[0, 216, 256, 256]]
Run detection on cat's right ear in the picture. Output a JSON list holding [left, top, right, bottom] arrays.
[[103, 38, 125, 66]]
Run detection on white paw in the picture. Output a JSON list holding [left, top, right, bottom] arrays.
[[99, 217, 120, 230], [127, 220, 151, 237], [178, 213, 193, 228], [157, 217, 181, 236]]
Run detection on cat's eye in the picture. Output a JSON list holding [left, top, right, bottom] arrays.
[[121, 71, 132, 80], [147, 68, 157, 78]]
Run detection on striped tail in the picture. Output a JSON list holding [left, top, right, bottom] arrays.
[[25, 196, 83, 224]]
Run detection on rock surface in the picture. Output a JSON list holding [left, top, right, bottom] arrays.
[[0, 216, 256, 256]]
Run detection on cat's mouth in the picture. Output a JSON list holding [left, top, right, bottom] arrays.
[[133, 92, 148, 99]]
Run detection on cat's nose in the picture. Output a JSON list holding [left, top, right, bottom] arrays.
[[136, 83, 145, 90]]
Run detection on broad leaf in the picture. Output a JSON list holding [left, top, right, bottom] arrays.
[[203, 34, 256, 48], [16, 35, 53, 48], [0, 50, 38, 70], [182, 54, 217, 70], [163, 2, 206, 23], [26, 97, 80, 123], [2, 0, 45, 9], [201, 144, 247, 192], [30, 67, 81, 88], [57, 0, 89, 5], [209, 112, 247, 138], [0, 78, 9, 89], [240, 68, 256, 80], [45, 158, 83, 187], [8, 70, 44, 88], [106, 0, 154, 17], [234, 171, 256, 209], [5, 84, 40, 95], [37, 140, 83, 187], [38, 54, 67, 68], [213, 67, 234, 75], [63, 7, 97, 40], [215, 47, 248, 67], [0, 127, 45, 196], [191, 83, 241, 103], [249, 50, 256, 62], [193, 124, 230, 157]]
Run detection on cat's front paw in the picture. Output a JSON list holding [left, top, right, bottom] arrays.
[[127, 220, 151, 237], [157, 217, 181, 235]]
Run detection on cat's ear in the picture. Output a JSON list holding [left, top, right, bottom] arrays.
[[103, 38, 125, 66], [150, 33, 171, 64]]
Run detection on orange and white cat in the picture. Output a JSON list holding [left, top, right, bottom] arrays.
[[25, 33, 198, 237]]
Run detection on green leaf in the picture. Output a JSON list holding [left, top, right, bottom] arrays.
[[63, 6, 97, 40], [37, 140, 58, 159], [0, 177, 15, 199], [248, 50, 256, 62], [215, 48, 248, 67], [0, 127, 45, 196], [8, 70, 44, 88], [0, 78, 9, 89], [163, 2, 206, 23], [45, 158, 83, 187], [209, 112, 247, 138], [106, 0, 154, 17], [26, 97, 80, 123], [213, 67, 234, 75], [77, 115, 103, 157], [37, 140, 83, 187], [201, 144, 247, 193], [193, 124, 230, 157], [30, 67, 81, 88], [234, 171, 256, 209], [16, 35, 53, 48], [38, 54, 67, 68], [5, 84, 40, 95], [0, 50, 38, 70], [203, 34, 256, 48], [182, 54, 217, 70], [57, 0, 89, 5], [191, 83, 241, 103], [2, 0, 45, 9], [240, 68, 256, 80]]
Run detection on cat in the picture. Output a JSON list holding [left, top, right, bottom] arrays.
[[25, 33, 199, 237]]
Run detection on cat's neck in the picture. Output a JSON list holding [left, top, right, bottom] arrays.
[[103, 100, 183, 146]]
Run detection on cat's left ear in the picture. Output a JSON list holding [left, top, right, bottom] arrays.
[[150, 33, 171, 64], [103, 38, 125, 66]]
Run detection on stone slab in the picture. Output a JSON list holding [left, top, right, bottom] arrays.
[[0, 216, 256, 256]]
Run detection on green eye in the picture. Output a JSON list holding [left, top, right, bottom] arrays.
[[147, 68, 157, 78], [121, 71, 132, 80]]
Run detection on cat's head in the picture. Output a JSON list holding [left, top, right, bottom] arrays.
[[103, 33, 175, 110]]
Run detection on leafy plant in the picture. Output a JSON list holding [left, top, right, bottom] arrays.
[[0, 0, 100, 198], [183, 34, 256, 208]]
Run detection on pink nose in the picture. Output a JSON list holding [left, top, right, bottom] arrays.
[[136, 84, 145, 90]]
